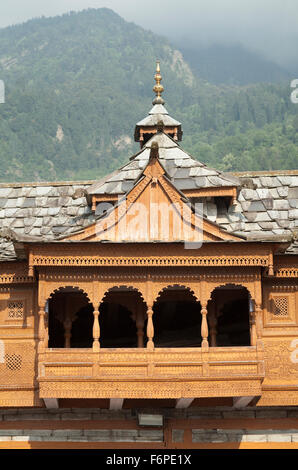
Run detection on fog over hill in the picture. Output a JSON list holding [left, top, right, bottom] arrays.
[[0, 8, 297, 182]]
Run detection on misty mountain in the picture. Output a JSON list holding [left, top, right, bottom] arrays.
[[179, 43, 292, 85], [0, 8, 297, 182]]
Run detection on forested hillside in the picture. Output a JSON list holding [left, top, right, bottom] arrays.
[[0, 8, 297, 182]]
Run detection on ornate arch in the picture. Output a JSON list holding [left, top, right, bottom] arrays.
[[48, 286, 92, 304], [154, 284, 200, 305], [208, 283, 253, 302], [99, 285, 146, 307]]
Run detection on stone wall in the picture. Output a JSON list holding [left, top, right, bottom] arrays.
[[0, 407, 297, 446]]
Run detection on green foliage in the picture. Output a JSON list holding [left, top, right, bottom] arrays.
[[0, 8, 297, 183]]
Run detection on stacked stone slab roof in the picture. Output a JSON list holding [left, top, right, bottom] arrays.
[[0, 181, 94, 261], [136, 104, 181, 128], [0, 165, 296, 261], [215, 170, 298, 254], [88, 133, 240, 196]]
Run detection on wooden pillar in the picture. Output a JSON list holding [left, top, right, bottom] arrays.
[[92, 308, 100, 351], [249, 299, 257, 346], [255, 302, 265, 375], [146, 304, 154, 350], [255, 303, 264, 347], [63, 313, 73, 349], [268, 250, 274, 276], [201, 302, 209, 350], [250, 313, 256, 346], [38, 305, 46, 353]]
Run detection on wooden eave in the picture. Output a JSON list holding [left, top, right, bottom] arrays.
[[183, 186, 238, 203], [134, 125, 183, 143]]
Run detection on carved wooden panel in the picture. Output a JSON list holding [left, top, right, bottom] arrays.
[[264, 291, 297, 328], [100, 366, 147, 376], [0, 341, 36, 388], [39, 378, 262, 399], [7, 301, 24, 320], [0, 288, 35, 329], [263, 339, 298, 384], [45, 365, 93, 377], [209, 364, 258, 376]]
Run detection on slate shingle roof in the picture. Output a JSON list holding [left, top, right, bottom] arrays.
[[134, 104, 182, 142], [88, 133, 240, 195], [0, 145, 296, 261], [213, 170, 298, 254], [0, 181, 94, 261]]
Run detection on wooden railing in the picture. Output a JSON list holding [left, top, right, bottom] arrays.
[[38, 346, 265, 400]]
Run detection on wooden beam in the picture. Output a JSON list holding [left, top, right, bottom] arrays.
[[109, 399, 124, 410], [175, 398, 195, 409], [233, 396, 255, 409], [43, 398, 59, 409]]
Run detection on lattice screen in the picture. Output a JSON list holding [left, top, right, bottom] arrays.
[[5, 353, 22, 370], [7, 301, 24, 319], [0, 342, 35, 386], [272, 297, 289, 317]]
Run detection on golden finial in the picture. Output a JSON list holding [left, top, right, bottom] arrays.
[[153, 60, 165, 105]]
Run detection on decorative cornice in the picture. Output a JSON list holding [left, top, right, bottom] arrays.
[[272, 267, 298, 278], [33, 255, 269, 268]]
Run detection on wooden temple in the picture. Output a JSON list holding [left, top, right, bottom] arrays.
[[0, 62, 297, 448]]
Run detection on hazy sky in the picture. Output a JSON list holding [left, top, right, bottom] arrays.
[[0, 0, 297, 67]]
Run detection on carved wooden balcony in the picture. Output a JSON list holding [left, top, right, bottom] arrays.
[[38, 346, 265, 400]]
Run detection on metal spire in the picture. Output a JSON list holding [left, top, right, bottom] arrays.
[[152, 60, 165, 105]]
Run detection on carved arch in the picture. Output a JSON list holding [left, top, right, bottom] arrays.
[[207, 282, 254, 304], [48, 286, 92, 304], [153, 284, 200, 304], [99, 285, 146, 307]]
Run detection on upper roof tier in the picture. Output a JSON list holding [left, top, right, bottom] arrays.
[[134, 61, 183, 143], [88, 131, 240, 196]]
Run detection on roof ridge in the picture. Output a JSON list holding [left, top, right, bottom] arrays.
[[0, 180, 96, 188], [230, 170, 298, 176]]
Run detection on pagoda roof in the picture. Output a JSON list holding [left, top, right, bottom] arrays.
[[88, 132, 240, 196]]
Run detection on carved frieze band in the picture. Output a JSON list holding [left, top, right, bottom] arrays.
[[38, 269, 260, 283], [0, 275, 35, 284], [39, 379, 262, 399], [33, 255, 269, 268], [272, 268, 298, 278]]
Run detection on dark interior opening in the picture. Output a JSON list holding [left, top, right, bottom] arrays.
[[142, 133, 155, 146], [71, 304, 94, 348], [48, 290, 93, 348], [48, 309, 65, 348], [153, 290, 202, 347], [210, 286, 251, 347], [99, 302, 138, 348], [216, 298, 250, 346]]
